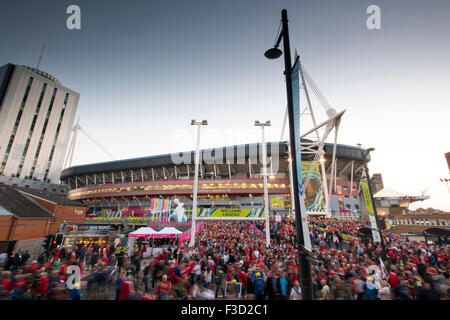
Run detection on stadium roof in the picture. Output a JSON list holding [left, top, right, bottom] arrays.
[[61, 141, 370, 179], [0, 184, 54, 218]]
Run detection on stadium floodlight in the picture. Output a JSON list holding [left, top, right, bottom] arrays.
[[254, 120, 271, 127], [255, 120, 272, 247], [190, 119, 208, 247], [264, 9, 314, 300]]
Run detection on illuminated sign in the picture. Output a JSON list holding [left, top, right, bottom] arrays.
[[197, 208, 265, 218]]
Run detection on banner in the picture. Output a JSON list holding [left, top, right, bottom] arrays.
[[360, 178, 381, 242], [197, 208, 265, 218], [292, 57, 312, 252], [274, 213, 283, 223], [270, 195, 285, 209], [302, 161, 324, 210]]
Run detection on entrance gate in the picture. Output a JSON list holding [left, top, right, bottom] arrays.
[[190, 208, 270, 247]]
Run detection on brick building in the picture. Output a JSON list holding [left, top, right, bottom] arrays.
[[0, 184, 87, 256], [15, 186, 87, 234], [0, 184, 54, 255]]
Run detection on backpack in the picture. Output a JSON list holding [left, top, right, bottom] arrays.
[[10, 287, 20, 300]]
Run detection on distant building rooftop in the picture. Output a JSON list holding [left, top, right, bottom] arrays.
[[14, 186, 86, 207], [0, 184, 54, 218], [374, 188, 430, 202]]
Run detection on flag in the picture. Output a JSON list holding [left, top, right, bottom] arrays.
[[291, 55, 312, 252], [380, 258, 389, 280], [360, 177, 381, 243]]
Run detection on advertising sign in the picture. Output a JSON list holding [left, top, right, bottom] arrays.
[[64, 224, 113, 235], [197, 208, 265, 219], [270, 195, 285, 209], [360, 178, 381, 242], [274, 213, 282, 222], [302, 161, 324, 210], [292, 57, 312, 252]]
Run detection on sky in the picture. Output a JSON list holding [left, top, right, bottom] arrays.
[[1, 0, 449, 211]]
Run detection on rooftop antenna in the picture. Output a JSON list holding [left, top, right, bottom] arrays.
[[36, 43, 46, 70]]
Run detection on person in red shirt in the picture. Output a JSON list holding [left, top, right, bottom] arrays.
[[101, 255, 108, 264], [238, 267, 247, 294], [388, 267, 399, 289], [118, 273, 134, 300], [0, 271, 13, 293], [156, 275, 172, 300], [35, 268, 49, 300]]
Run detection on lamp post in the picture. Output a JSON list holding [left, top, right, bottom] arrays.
[[440, 178, 450, 194], [189, 120, 207, 247], [362, 148, 387, 258], [255, 120, 271, 247], [264, 9, 314, 300]]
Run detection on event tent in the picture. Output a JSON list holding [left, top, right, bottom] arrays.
[[128, 227, 158, 238], [155, 226, 182, 238]]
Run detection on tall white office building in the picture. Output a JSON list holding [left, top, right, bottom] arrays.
[[0, 63, 79, 185]]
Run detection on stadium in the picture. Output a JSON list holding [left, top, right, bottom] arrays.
[[60, 140, 371, 221]]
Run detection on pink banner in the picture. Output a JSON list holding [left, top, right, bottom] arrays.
[[178, 223, 204, 244]]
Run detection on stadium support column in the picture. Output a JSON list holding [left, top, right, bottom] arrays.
[[190, 120, 207, 247], [255, 120, 271, 247]]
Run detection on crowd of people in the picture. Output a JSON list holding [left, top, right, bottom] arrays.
[[0, 216, 448, 300]]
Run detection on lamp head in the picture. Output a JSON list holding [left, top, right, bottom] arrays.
[[264, 47, 282, 60], [201, 120, 208, 125], [367, 148, 375, 152]]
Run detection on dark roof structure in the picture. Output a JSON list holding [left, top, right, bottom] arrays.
[[0, 184, 54, 218], [61, 141, 370, 179], [424, 228, 450, 236], [14, 186, 87, 207]]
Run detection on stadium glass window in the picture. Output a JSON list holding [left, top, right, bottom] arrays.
[[354, 204, 360, 210], [345, 204, 351, 209]]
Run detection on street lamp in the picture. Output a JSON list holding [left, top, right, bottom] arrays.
[[264, 9, 314, 300], [255, 120, 271, 247], [189, 119, 208, 247], [362, 147, 387, 259], [439, 178, 450, 193]]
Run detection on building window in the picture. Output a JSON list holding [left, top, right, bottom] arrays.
[[29, 88, 57, 178], [0, 77, 34, 174], [16, 83, 47, 177]]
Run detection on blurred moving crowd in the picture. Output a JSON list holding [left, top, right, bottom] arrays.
[[0, 217, 448, 300]]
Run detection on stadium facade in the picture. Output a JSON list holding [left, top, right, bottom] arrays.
[[60, 141, 371, 219], [0, 64, 79, 189]]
